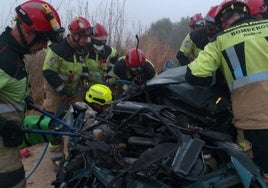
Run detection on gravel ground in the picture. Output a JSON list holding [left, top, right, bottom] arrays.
[[22, 143, 56, 188]]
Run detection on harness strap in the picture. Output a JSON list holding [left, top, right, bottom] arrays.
[[35, 115, 49, 143]]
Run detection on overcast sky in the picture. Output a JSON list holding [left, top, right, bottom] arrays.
[[123, 0, 223, 26], [0, 0, 223, 31]]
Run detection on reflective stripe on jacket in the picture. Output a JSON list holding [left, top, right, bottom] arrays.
[[188, 19, 268, 92], [86, 43, 118, 84], [43, 38, 88, 94], [188, 18, 268, 129], [0, 27, 26, 186]]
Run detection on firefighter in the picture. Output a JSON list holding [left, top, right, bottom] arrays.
[[86, 23, 118, 85], [185, 0, 268, 180], [106, 48, 156, 98], [176, 7, 220, 66], [62, 84, 113, 159], [42, 16, 92, 172], [0, 1, 64, 187], [176, 13, 206, 66]]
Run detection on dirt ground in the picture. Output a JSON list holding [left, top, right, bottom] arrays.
[[22, 143, 56, 188]]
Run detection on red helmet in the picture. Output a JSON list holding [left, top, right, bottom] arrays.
[[189, 13, 205, 28], [247, 0, 267, 16], [205, 5, 219, 23], [91, 23, 108, 41], [215, 0, 249, 25], [69, 16, 91, 36], [91, 23, 108, 51], [125, 48, 146, 67], [15, 0, 64, 42]]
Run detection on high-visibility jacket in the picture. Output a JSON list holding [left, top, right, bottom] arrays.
[[43, 37, 89, 96], [177, 28, 209, 66], [187, 17, 268, 130], [86, 42, 118, 84]]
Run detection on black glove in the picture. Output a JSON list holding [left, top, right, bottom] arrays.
[[0, 120, 23, 137], [0, 119, 24, 147], [25, 95, 34, 110]]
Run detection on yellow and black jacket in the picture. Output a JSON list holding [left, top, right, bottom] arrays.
[[186, 17, 268, 129]]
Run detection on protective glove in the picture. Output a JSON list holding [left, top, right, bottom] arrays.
[[25, 95, 34, 110], [0, 119, 24, 147], [106, 77, 116, 86]]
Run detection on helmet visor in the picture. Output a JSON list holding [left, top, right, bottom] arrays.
[[195, 19, 206, 27], [93, 39, 106, 45], [34, 27, 65, 43], [49, 27, 65, 43], [80, 28, 92, 37]]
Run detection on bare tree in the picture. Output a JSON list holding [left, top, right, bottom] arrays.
[[90, 0, 126, 51]]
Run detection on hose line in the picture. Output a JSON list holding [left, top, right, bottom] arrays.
[[26, 143, 49, 179]]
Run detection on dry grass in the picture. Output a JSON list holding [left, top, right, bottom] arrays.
[[141, 36, 177, 72], [25, 50, 46, 107]]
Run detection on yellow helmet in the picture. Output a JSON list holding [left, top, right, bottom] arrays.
[[85, 84, 113, 105]]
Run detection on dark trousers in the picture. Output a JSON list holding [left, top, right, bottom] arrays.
[[244, 129, 268, 173]]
